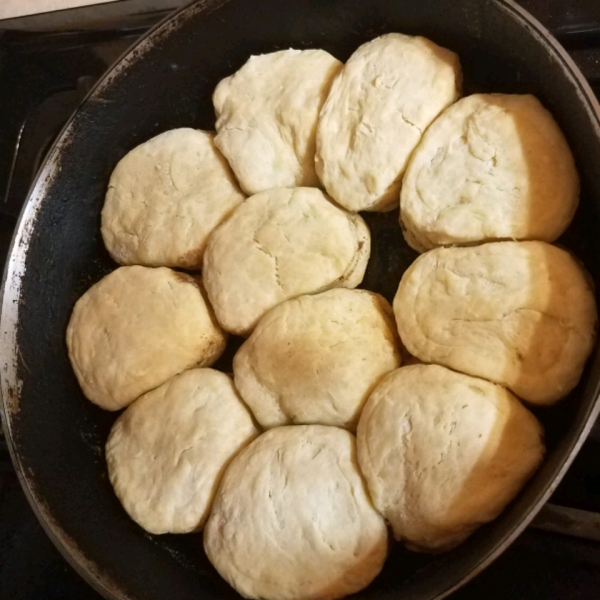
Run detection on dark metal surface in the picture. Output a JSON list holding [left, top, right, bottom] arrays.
[[2, 0, 600, 599], [533, 504, 600, 542]]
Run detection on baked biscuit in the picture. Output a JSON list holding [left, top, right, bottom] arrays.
[[203, 187, 370, 336], [234, 288, 401, 430], [393, 241, 597, 404], [101, 128, 245, 269], [213, 49, 342, 194], [106, 369, 259, 534], [357, 364, 545, 552], [66, 266, 226, 410], [204, 425, 388, 600], [400, 94, 579, 251], [316, 33, 461, 212]]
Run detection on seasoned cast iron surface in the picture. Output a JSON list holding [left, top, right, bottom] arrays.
[[5, 0, 600, 599]]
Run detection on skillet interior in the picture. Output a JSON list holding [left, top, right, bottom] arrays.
[[2, 0, 600, 599]]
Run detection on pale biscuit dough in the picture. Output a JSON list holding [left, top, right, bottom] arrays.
[[204, 425, 388, 600], [202, 187, 370, 336], [213, 49, 342, 195], [233, 288, 401, 430], [315, 33, 461, 212], [357, 364, 545, 552], [400, 94, 580, 252], [101, 128, 245, 269], [393, 241, 597, 404], [105, 369, 259, 534], [66, 266, 226, 410]]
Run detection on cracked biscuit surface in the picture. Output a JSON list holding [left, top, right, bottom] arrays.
[[66, 266, 227, 410], [101, 128, 245, 269], [106, 368, 259, 534], [233, 288, 401, 430], [316, 33, 461, 212], [204, 425, 388, 600], [213, 49, 342, 195], [202, 187, 370, 336], [393, 241, 597, 405], [400, 94, 579, 252], [357, 364, 545, 552]]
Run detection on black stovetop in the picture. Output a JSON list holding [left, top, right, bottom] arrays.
[[2, 1, 600, 598]]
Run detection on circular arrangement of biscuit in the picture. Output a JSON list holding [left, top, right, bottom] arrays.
[[66, 31, 597, 600]]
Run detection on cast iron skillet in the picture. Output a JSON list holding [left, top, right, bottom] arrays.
[[2, 0, 600, 598]]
